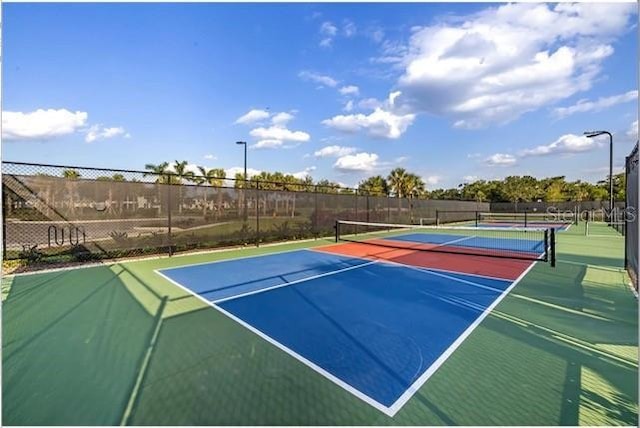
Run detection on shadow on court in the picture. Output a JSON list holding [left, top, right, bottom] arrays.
[[2, 226, 637, 425], [1, 266, 161, 425]]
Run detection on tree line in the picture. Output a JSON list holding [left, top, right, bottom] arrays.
[[55, 161, 625, 203]]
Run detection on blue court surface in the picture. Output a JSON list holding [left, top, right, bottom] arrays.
[[157, 248, 523, 415]]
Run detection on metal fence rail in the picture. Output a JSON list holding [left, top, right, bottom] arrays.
[[1, 161, 489, 264], [625, 143, 638, 289]]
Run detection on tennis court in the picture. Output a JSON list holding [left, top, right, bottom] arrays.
[[2, 220, 637, 425]]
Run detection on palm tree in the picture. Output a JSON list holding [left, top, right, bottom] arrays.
[[197, 166, 226, 219], [62, 169, 81, 215], [388, 168, 408, 198], [388, 168, 409, 217], [173, 160, 195, 214], [358, 176, 389, 196], [282, 174, 302, 218], [405, 173, 425, 223], [144, 162, 171, 214]]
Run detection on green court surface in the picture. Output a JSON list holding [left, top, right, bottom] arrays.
[[2, 222, 637, 425]]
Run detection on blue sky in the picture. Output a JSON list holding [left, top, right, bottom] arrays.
[[3, 2, 638, 188]]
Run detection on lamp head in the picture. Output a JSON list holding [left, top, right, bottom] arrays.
[[584, 130, 606, 138]]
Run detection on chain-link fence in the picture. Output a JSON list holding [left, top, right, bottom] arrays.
[[625, 143, 638, 289], [2, 161, 488, 265]]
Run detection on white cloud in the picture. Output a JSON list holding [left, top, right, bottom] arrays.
[[484, 153, 517, 166], [250, 126, 310, 143], [291, 166, 317, 179], [225, 166, 262, 179], [424, 176, 441, 186], [320, 21, 338, 36], [252, 139, 285, 149], [298, 71, 339, 88], [521, 134, 601, 156], [343, 100, 354, 112], [85, 125, 128, 143], [319, 21, 338, 48], [320, 38, 333, 48], [271, 112, 294, 126], [553, 90, 638, 118], [334, 152, 379, 172], [204, 154, 217, 160], [343, 20, 357, 37], [358, 98, 383, 110], [339, 85, 360, 96], [235, 109, 270, 125], [322, 108, 415, 139], [314, 145, 357, 158], [395, 156, 408, 163], [2, 109, 88, 141], [463, 175, 479, 182], [392, 3, 636, 128]]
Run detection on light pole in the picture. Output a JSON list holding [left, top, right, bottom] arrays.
[[236, 141, 247, 221], [584, 130, 614, 220]]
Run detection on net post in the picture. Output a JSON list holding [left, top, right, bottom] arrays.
[[524, 210, 528, 228], [475, 210, 478, 228], [436, 210, 439, 227], [550, 227, 556, 267], [334, 220, 339, 243], [544, 228, 549, 262]]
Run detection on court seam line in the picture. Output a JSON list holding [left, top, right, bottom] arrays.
[[386, 260, 537, 415], [153, 267, 396, 417], [211, 260, 379, 304]]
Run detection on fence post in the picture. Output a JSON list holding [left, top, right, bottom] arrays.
[[366, 194, 370, 223], [255, 181, 260, 247], [2, 189, 7, 260], [314, 186, 318, 238], [387, 195, 391, 223], [166, 176, 173, 256]]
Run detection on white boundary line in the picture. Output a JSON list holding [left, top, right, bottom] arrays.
[[211, 260, 378, 304], [157, 247, 312, 273], [153, 266, 395, 416], [385, 260, 537, 415], [154, 250, 536, 417]]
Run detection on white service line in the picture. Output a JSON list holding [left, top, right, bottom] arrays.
[[212, 260, 379, 304], [430, 235, 476, 249], [154, 248, 537, 417]]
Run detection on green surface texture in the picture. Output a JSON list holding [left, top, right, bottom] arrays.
[[2, 224, 637, 425]]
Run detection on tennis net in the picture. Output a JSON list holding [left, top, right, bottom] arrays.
[[477, 212, 576, 228], [335, 220, 555, 265]]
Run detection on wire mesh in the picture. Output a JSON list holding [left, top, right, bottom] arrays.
[[625, 143, 638, 288], [0, 161, 500, 265]]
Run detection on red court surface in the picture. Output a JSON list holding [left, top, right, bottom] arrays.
[[315, 241, 533, 280]]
